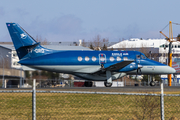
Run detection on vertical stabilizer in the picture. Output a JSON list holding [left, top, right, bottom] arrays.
[[6, 23, 54, 60]]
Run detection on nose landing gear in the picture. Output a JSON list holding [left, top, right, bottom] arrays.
[[150, 81, 156, 86], [149, 75, 157, 86]]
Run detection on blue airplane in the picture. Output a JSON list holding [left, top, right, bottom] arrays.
[[6, 23, 176, 87]]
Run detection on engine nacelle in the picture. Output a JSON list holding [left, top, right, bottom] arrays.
[[119, 62, 138, 72]]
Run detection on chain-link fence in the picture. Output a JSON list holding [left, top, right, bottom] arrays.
[[1, 78, 180, 88], [4, 79, 179, 88], [0, 90, 180, 120]]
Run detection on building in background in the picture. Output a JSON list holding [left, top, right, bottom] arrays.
[[109, 38, 180, 84], [1, 39, 180, 86]]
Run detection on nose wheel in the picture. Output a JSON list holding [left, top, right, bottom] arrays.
[[150, 81, 156, 86], [149, 75, 156, 86]]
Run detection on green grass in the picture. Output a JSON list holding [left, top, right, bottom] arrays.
[[0, 93, 179, 120]]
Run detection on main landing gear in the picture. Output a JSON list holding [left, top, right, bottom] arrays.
[[104, 81, 112, 87], [104, 71, 113, 87], [84, 70, 113, 87]]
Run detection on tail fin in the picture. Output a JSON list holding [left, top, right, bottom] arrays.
[[6, 23, 54, 60]]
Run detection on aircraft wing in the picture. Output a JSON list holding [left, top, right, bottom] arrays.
[[104, 60, 134, 71], [94, 60, 134, 74]]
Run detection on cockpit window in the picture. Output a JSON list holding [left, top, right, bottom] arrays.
[[141, 54, 146, 59], [136, 55, 140, 59]]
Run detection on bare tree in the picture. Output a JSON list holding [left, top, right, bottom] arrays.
[[89, 42, 94, 50], [92, 35, 109, 50], [133, 95, 160, 119], [139, 43, 150, 57], [35, 35, 48, 45], [93, 35, 102, 50], [102, 44, 108, 50], [81, 39, 86, 47]]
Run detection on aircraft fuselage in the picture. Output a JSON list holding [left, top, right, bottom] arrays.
[[19, 50, 175, 79], [6, 22, 176, 84]]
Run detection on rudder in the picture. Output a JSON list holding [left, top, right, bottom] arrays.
[[6, 23, 54, 60]]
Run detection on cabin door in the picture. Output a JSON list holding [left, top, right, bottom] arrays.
[[99, 53, 106, 66]]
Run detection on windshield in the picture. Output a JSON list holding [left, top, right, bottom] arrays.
[[136, 54, 147, 59], [141, 54, 147, 59], [136, 55, 140, 59]]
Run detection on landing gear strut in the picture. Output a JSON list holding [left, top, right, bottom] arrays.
[[105, 71, 113, 87]]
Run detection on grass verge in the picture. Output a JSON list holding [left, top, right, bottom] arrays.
[[0, 92, 179, 120]]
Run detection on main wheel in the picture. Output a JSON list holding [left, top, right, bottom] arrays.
[[104, 81, 112, 87], [84, 81, 93, 87], [150, 81, 156, 86]]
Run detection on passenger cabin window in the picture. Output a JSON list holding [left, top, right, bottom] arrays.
[[85, 56, 89, 61], [100, 56, 106, 62], [78, 56, 83, 61], [123, 57, 128, 60], [92, 56, 96, 61], [117, 56, 121, 61], [110, 57, 115, 62]]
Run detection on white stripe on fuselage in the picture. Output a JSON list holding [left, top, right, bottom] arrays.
[[26, 65, 175, 75], [27, 65, 101, 73]]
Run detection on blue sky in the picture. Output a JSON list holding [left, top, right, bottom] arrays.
[[0, 0, 180, 42]]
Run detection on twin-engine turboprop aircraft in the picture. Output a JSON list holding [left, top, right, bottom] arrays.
[[6, 23, 176, 87]]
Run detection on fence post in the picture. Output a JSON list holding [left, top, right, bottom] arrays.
[[32, 79, 36, 120], [160, 81, 164, 120]]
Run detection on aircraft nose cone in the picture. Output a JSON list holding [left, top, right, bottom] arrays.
[[168, 67, 176, 74]]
